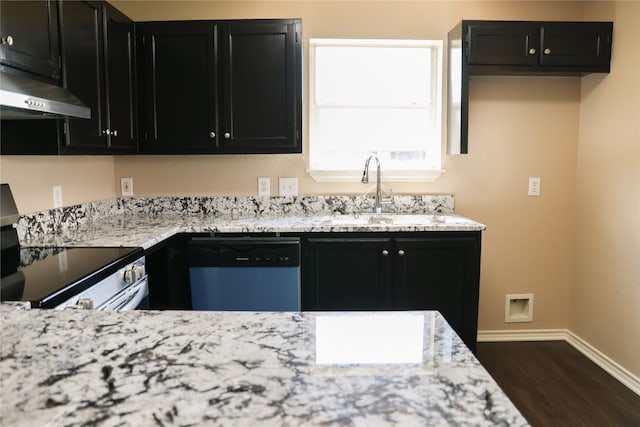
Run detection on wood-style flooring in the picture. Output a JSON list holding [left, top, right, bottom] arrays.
[[476, 341, 640, 427]]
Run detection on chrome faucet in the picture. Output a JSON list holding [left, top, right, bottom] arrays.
[[361, 154, 382, 214]]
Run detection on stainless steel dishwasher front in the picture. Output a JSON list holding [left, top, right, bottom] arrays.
[[187, 237, 301, 311]]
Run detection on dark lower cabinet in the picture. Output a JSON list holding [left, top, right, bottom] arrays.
[[303, 233, 482, 352], [394, 237, 481, 351], [146, 233, 207, 310], [59, 0, 136, 154], [304, 238, 394, 311]]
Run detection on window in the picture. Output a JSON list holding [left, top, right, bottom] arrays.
[[309, 38, 443, 182]]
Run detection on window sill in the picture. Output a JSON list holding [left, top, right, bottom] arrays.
[[308, 169, 443, 183]]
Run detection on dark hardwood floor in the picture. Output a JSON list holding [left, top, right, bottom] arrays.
[[477, 341, 640, 427]]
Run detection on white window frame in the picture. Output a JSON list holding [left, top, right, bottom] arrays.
[[308, 38, 444, 183]]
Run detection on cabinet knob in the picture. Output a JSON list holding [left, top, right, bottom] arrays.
[[224, 132, 231, 139], [528, 48, 536, 55], [381, 249, 389, 257], [112, 130, 118, 137], [102, 129, 110, 135], [2, 35, 14, 46], [544, 48, 552, 55], [398, 249, 405, 256], [209, 132, 216, 139]]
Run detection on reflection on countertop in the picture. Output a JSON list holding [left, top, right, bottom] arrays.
[[0, 308, 526, 426]]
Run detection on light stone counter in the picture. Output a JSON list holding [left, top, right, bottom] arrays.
[[15, 195, 485, 249], [19, 212, 485, 250], [0, 307, 527, 426]]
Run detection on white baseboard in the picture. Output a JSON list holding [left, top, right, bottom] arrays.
[[477, 329, 640, 396]]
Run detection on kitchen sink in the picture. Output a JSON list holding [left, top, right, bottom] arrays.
[[322, 213, 445, 226]]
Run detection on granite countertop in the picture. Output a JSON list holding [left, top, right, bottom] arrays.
[[21, 212, 486, 249], [0, 307, 527, 426]]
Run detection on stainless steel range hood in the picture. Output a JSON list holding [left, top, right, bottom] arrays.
[[0, 69, 90, 120]]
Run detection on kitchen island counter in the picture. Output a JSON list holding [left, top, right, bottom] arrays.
[[0, 308, 526, 426]]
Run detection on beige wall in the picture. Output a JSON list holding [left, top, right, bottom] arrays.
[[1, 1, 636, 374], [109, 0, 586, 335], [0, 156, 117, 213], [571, 1, 640, 376]]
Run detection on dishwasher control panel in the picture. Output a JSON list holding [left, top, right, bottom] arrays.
[[188, 237, 300, 267]]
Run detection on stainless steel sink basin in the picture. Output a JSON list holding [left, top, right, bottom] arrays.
[[322, 213, 444, 226]]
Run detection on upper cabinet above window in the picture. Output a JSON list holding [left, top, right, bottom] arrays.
[[447, 20, 613, 155]]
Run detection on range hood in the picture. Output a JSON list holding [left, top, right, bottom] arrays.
[[0, 69, 90, 120]]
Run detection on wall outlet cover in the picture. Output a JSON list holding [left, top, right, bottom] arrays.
[[121, 178, 134, 196], [52, 185, 63, 208], [528, 177, 541, 197], [258, 177, 271, 197]]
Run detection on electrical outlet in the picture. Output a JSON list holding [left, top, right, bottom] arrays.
[[121, 178, 134, 196], [279, 177, 298, 197], [528, 177, 541, 196], [52, 186, 63, 208], [258, 177, 271, 197]]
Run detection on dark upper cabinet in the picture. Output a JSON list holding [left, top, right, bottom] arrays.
[[447, 20, 613, 155], [219, 21, 301, 153], [59, 1, 136, 154], [0, 0, 61, 79], [136, 21, 217, 153], [137, 19, 302, 154], [466, 21, 612, 70], [302, 233, 482, 351]]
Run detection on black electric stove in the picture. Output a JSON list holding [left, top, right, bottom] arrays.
[[1, 183, 146, 309], [1, 246, 144, 308]]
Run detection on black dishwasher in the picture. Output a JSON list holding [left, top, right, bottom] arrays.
[[187, 237, 301, 311]]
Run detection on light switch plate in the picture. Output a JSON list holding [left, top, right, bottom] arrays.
[[279, 177, 298, 197], [121, 178, 134, 196]]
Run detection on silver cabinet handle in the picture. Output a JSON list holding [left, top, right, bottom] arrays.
[[112, 130, 117, 137], [381, 249, 389, 256], [544, 48, 552, 55], [224, 132, 231, 139], [102, 129, 110, 135], [209, 131, 216, 139], [2, 36, 14, 46], [528, 48, 536, 55], [398, 249, 405, 256]]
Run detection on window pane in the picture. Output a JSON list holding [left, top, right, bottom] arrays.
[[315, 46, 432, 107], [309, 39, 443, 181], [316, 107, 432, 152]]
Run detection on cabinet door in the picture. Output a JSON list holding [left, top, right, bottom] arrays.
[[540, 22, 612, 68], [219, 20, 301, 153], [467, 22, 539, 66], [0, 0, 60, 79], [59, 0, 106, 151], [304, 238, 393, 311], [394, 236, 481, 351], [137, 22, 217, 153], [103, 3, 136, 151]]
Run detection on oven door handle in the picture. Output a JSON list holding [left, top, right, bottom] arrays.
[[98, 278, 148, 311]]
